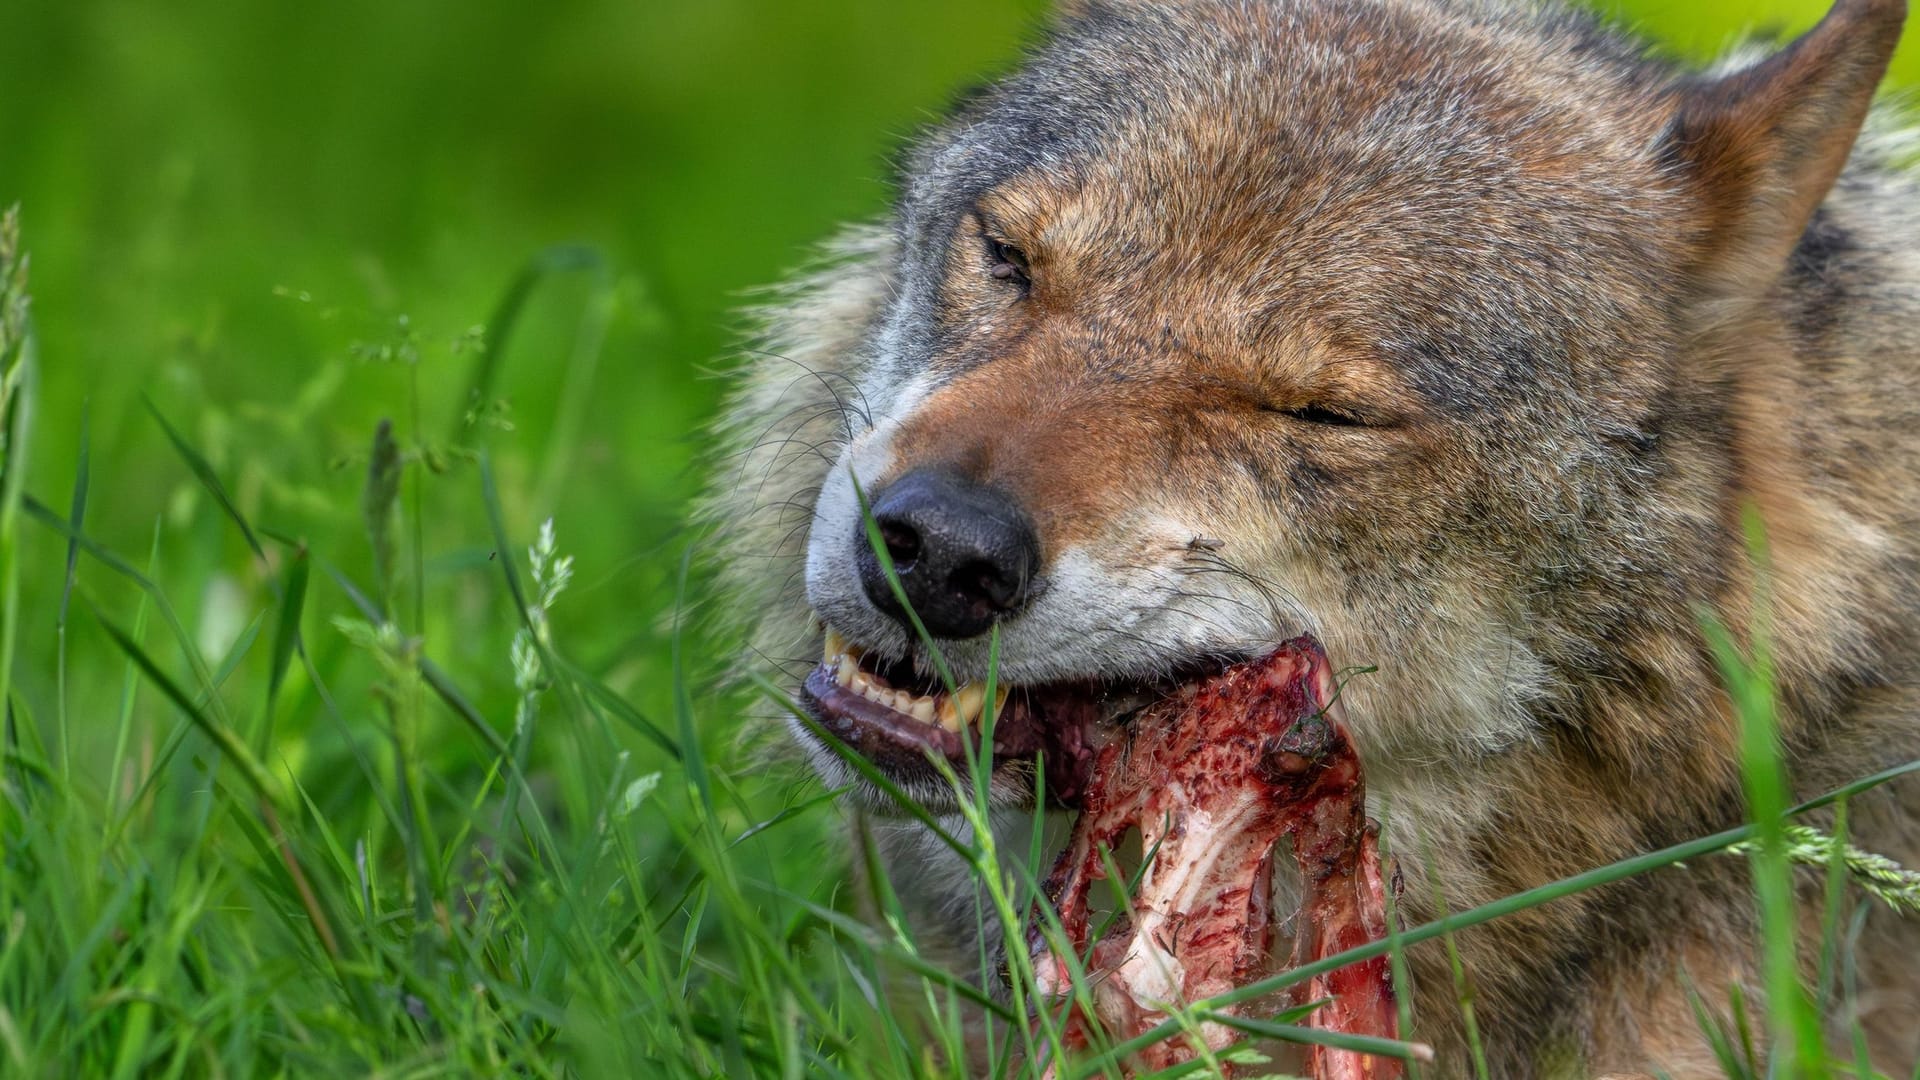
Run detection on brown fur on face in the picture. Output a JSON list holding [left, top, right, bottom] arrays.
[[702, 0, 1920, 1074]]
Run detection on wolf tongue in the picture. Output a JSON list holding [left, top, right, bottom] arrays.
[[1029, 636, 1404, 1079]]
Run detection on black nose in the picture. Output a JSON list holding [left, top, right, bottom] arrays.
[[856, 469, 1042, 640]]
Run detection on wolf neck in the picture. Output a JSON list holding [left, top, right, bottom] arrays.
[[1371, 124, 1920, 908]]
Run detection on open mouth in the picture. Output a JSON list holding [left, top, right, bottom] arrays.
[[797, 629, 1211, 806]]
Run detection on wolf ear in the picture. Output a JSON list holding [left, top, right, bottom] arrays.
[[1664, 0, 1907, 286]]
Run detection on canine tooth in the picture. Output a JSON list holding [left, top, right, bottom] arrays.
[[835, 654, 857, 687], [911, 698, 937, 724], [823, 629, 847, 660], [952, 683, 986, 727], [991, 685, 1009, 719], [937, 705, 965, 734]]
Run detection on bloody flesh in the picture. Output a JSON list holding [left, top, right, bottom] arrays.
[[1030, 636, 1403, 1078]]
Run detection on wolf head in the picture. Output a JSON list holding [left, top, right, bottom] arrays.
[[708, 0, 1910, 813]]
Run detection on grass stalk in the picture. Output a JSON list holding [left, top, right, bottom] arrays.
[[0, 207, 37, 813]]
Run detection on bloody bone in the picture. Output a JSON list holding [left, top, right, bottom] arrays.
[[1030, 636, 1403, 1078]]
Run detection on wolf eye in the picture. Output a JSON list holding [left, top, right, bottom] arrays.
[[1282, 403, 1374, 424], [1269, 403, 1368, 428], [987, 239, 1030, 286]]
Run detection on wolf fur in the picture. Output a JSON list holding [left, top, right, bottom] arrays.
[[702, 0, 1920, 1074]]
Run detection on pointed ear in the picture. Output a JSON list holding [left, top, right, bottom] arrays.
[[1664, 0, 1907, 286]]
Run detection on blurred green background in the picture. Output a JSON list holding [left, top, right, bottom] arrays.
[[0, 0, 1912, 787]]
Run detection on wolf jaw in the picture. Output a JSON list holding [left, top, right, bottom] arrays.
[[797, 627, 1245, 810]]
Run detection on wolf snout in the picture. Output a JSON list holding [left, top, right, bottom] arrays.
[[856, 468, 1043, 639]]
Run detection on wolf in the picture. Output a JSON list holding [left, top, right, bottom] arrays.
[[703, 0, 1920, 1074]]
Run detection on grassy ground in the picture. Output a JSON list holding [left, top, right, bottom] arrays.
[[0, 1, 1916, 1076]]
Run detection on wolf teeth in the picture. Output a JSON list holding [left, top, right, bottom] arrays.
[[820, 632, 1008, 732], [944, 684, 986, 732], [824, 629, 851, 661], [936, 683, 1011, 732]]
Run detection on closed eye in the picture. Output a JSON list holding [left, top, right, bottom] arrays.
[[1268, 403, 1368, 427]]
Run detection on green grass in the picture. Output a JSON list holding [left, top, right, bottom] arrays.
[[1, 1, 1917, 1076]]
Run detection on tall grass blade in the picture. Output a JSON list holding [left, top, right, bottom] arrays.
[[1373, 807, 1423, 1080], [1701, 509, 1827, 1077], [775, 893, 1018, 1022], [59, 401, 87, 626], [668, 545, 715, 819], [22, 496, 233, 728], [1814, 803, 1851, 1016], [56, 400, 87, 780], [452, 245, 605, 447], [142, 397, 265, 562], [1685, 974, 1755, 1080], [87, 597, 280, 806], [1197, 1010, 1434, 1064], [262, 545, 308, 751], [104, 519, 161, 819], [533, 271, 617, 516], [1415, 828, 1490, 1080], [0, 207, 36, 803], [730, 785, 851, 848], [556, 658, 680, 759]]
